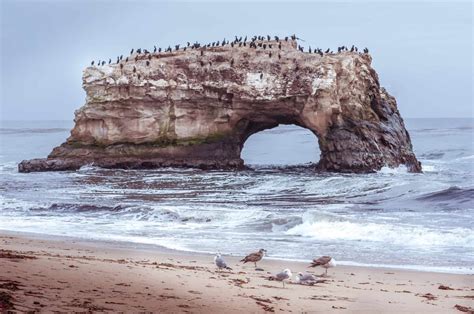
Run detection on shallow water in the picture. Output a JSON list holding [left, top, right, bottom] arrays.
[[0, 118, 473, 273]]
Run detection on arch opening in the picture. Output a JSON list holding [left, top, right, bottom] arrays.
[[240, 124, 321, 167]]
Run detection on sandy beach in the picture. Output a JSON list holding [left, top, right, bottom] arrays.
[[0, 231, 472, 313]]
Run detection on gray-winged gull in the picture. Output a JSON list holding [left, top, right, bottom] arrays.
[[214, 253, 232, 271], [271, 268, 292, 287], [295, 272, 318, 285]]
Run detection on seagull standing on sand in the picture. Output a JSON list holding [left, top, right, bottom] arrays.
[[295, 272, 318, 285], [272, 269, 292, 287], [309, 256, 336, 276], [240, 249, 267, 268], [214, 253, 232, 271]]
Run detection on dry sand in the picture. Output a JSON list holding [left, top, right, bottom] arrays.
[[0, 231, 473, 313]]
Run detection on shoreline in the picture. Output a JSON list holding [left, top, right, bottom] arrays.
[[1, 229, 472, 275], [1, 230, 473, 312]]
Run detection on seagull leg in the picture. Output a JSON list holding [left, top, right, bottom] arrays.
[[254, 262, 257, 268], [282, 281, 285, 288]]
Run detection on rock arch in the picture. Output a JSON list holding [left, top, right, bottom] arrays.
[[19, 39, 421, 173]]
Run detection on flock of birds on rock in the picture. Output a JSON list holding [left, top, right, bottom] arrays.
[[90, 34, 369, 67], [214, 249, 336, 288]]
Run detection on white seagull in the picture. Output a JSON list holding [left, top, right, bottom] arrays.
[[272, 268, 292, 287], [295, 272, 318, 285], [214, 253, 232, 271]]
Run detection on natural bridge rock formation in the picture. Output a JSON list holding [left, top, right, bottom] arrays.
[[19, 39, 421, 173]]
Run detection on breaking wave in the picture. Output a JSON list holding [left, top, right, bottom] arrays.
[[286, 219, 474, 248]]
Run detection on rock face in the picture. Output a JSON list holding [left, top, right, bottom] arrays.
[[19, 39, 421, 173]]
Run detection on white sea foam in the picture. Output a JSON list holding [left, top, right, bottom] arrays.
[[285, 219, 474, 248], [377, 165, 409, 174]]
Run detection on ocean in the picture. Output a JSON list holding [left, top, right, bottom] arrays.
[[0, 118, 473, 273]]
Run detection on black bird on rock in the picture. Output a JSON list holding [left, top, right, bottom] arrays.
[[146, 60, 150, 66], [130, 49, 134, 54], [91, 61, 94, 66], [325, 48, 330, 53], [101, 61, 105, 66], [133, 66, 136, 73], [108, 58, 111, 64], [154, 46, 157, 53]]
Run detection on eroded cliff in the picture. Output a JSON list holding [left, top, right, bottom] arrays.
[[19, 38, 421, 173]]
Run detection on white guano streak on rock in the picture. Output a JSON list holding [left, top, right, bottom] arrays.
[[311, 68, 336, 95], [245, 72, 277, 100]]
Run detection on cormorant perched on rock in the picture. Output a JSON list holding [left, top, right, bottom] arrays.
[[175, 44, 180, 51], [120, 63, 123, 69], [146, 60, 150, 66], [279, 42, 282, 50], [363, 47, 369, 53], [154, 46, 157, 53], [201, 50, 204, 56], [325, 48, 330, 53], [269, 52, 272, 58], [267, 35, 270, 40], [133, 66, 136, 73], [244, 36, 247, 42], [278, 53, 281, 59], [108, 58, 111, 64], [285, 36, 288, 41], [238, 42, 242, 47], [91, 61, 94, 66], [258, 42, 262, 47], [187, 42, 190, 47], [137, 48, 142, 54], [125, 57, 128, 62], [130, 48, 134, 54], [144, 49, 149, 54], [309, 46, 312, 53], [183, 47, 187, 51], [216, 41, 220, 46], [137, 74, 141, 80], [355, 47, 358, 52], [101, 61, 105, 66], [350, 45, 354, 52], [116, 57, 119, 64], [159, 48, 162, 52], [211, 42, 215, 47], [148, 54, 152, 60], [231, 42, 234, 47], [263, 44, 266, 49], [269, 44, 272, 48], [260, 73, 263, 79], [291, 34, 296, 40], [120, 55, 123, 60], [230, 58, 234, 67], [274, 35, 279, 42]]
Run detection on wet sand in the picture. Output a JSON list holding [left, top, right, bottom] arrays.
[[1, 231, 473, 313]]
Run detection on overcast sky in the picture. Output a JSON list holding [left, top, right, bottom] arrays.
[[1, 1, 472, 120]]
